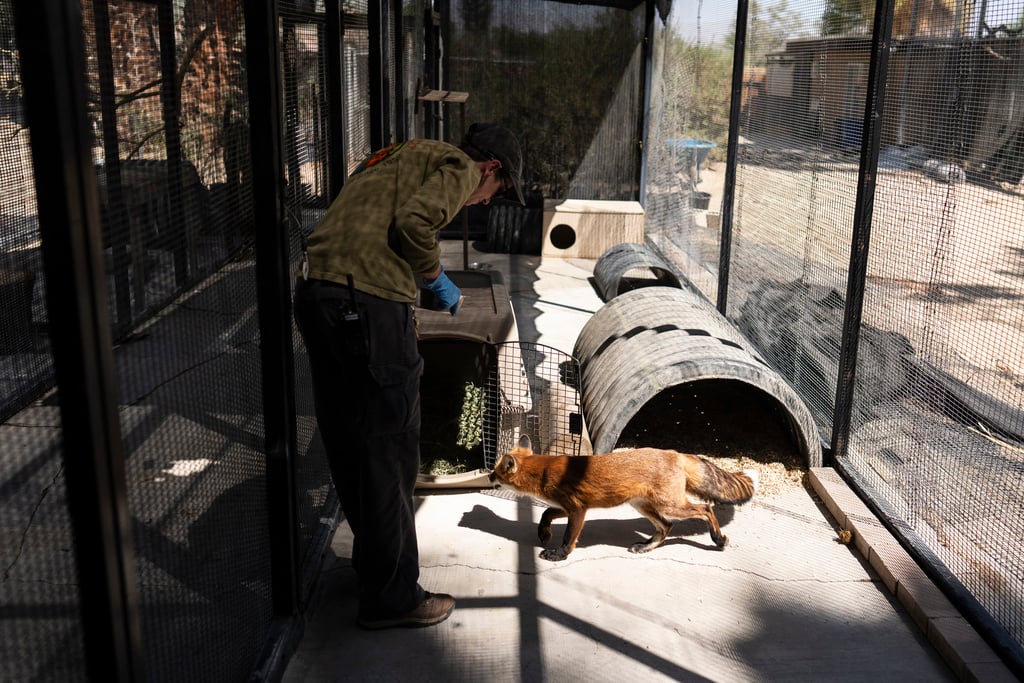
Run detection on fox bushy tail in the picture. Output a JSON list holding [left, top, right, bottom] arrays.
[[689, 457, 755, 504]]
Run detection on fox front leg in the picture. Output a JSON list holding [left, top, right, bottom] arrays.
[[538, 507, 565, 545], [540, 509, 585, 561]]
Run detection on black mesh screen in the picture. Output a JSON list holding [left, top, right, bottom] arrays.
[[446, 0, 646, 200], [0, 0, 51, 424], [7, 0, 1024, 676], [81, 0, 274, 678], [644, 9, 723, 296], [0, 0, 88, 678], [847, 21, 1024, 656], [344, 1, 372, 173], [4, 0, 338, 678], [278, 0, 338, 585], [117, 265, 274, 681], [646, 0, 1024, 663], [0, 408, 87, 682], [81, 0, 249, 336]]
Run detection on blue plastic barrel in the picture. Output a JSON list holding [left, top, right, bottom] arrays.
[[667, 138, 717, 182]]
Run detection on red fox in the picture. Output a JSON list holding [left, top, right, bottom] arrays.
[[488, 437, 756, 561]]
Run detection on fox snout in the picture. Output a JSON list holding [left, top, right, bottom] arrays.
[[487, 467, 505, 487], [489, 452, 520, 487]]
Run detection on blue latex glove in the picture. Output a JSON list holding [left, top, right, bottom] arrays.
[[424, 267, 463, 316]]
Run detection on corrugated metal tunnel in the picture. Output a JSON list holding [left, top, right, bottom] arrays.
[[573, 282, 823, 467], [592, 242, 681, 300]]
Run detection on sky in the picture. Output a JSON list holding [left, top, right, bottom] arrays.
[[668, 0, 1024, 44], [670, 0, 739, 44]]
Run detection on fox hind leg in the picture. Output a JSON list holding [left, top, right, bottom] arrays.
[[629, 500, 673, 554], [663, 501, 728, 548]]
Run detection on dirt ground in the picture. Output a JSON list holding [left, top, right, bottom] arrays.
[[663, 153, 1023, 420]]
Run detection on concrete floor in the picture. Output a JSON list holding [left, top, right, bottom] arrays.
[[281, 240, 1012, 682]]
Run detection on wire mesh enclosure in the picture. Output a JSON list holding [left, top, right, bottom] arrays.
[[0, 1, 49, 425], [644, 0, 1024, 669], [1, 394, 86, 681], [443, 0, 647, 201], [4, 0, 1024, 678], [4, 0, 341, 679]]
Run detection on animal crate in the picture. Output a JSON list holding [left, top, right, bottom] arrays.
[[417, 335, 587, 491]]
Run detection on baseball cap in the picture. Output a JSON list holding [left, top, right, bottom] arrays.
[[462, 123, 525, 205]]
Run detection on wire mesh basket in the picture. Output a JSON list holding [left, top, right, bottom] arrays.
[[484, 341, 586, 468]]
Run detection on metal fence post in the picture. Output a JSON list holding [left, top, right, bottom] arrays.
[[717, 0, 749, 315], [157, 0, 188, 288], [325, 0, 346, 201], [368, 0, 390, 150], [636, 0, 655, 207], [438, 0, 452, 141], [93, 0, 133, 334], [11, 0, 145, 679], [242, 0, 301, 621], [831, 0, 896, 459], [393, 0, 407, 142]]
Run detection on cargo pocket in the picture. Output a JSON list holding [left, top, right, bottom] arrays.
[[366, 357, 424, 436]]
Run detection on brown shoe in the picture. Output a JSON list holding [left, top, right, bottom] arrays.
[[357, 592, 455, 630]]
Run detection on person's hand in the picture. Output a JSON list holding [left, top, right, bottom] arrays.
[[424, 267, 463, 316]]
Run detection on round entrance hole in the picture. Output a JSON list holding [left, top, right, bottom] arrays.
[[548, 223, 577, 250]]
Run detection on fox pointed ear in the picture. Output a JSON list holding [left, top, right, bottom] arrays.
[[517, 434, 533, 454], [501, 455, 518, 475]]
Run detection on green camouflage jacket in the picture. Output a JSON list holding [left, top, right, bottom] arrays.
[[303, 138, 480, 302]]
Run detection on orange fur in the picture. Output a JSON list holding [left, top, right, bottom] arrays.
[[488, 443, 755, 561]]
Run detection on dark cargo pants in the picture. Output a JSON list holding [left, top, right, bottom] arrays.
[[293, 277, 425, 616]]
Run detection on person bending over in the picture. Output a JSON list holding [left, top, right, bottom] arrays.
[[293, 123, 524, 629]]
